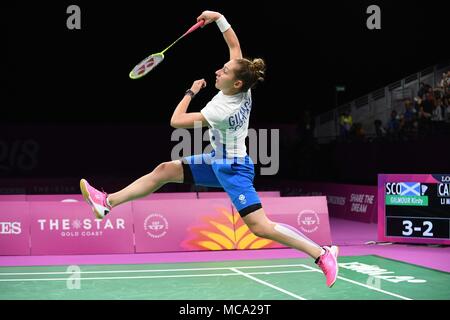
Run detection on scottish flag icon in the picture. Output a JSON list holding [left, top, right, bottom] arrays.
[[400, 182, 421, 196]]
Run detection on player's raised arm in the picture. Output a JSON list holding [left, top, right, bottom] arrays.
[[170, 79, 209, 129], [197, 10, 242, 60]]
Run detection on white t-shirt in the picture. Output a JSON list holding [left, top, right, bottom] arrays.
[[201, 89, 252, 158]]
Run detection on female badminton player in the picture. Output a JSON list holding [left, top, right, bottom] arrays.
[[80, 10, 339, 287]]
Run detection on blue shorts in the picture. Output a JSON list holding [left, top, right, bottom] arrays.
[[182, 151, 262, 217]]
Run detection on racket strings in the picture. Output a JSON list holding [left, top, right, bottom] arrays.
[[131, 54, 163, 78]]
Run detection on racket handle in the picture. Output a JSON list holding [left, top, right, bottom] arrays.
[[183, 20, 205, 36]]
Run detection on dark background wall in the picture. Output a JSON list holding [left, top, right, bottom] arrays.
[[2, 1, 450, 192], [4, 1, 450, 123]]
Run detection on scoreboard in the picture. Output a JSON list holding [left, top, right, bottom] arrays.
[[378, 174, 450, 245]]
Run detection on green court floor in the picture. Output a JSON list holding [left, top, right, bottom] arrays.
[[0, 255, 449, 300]]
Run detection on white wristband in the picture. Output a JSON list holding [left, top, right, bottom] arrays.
[[215, 15, 231, 33]]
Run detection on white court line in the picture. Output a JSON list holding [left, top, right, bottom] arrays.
[[230, 268, 307, 300], [0, 264, 307, 276], [0, 269, 315, 282], [299, 264, 413, 300]]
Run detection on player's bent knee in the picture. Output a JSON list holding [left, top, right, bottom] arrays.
[[154, 161, 183, 183], [248, 223, 272, 239], [154, 162, 169, 176], [169, 160, 183, 182]]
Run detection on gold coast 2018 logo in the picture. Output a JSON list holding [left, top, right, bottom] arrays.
[[297, 210, 320, 233], [144, 213, 169, 238]]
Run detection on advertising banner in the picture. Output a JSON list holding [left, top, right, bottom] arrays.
[[233, 196, 332, 249], [284, 182, 377, 223], [30, 202, 134, 255], [0, 202, 31, 255], [133, 199, 235, 252]]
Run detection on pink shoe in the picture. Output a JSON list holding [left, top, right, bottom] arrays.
[[80, 179, 111, 219], [316, 245, 339, 287]]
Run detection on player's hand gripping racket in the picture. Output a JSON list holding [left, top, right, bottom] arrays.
[[129, 20, 205, 79]]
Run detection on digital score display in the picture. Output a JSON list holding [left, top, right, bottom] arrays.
[[378, 174, 450, 245]]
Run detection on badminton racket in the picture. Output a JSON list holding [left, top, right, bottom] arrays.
[[129, 20, 205, 79]]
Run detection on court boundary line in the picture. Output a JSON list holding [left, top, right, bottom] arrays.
[[0, 264, 310, 276], [0, 270, 316, 282], [299, 264, 413, 300], [370, 254, 450, 274], [230, 268, 307, 300], [0, 260, 428, 300]]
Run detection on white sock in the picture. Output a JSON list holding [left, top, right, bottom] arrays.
[[274, 223, 322, 249]]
